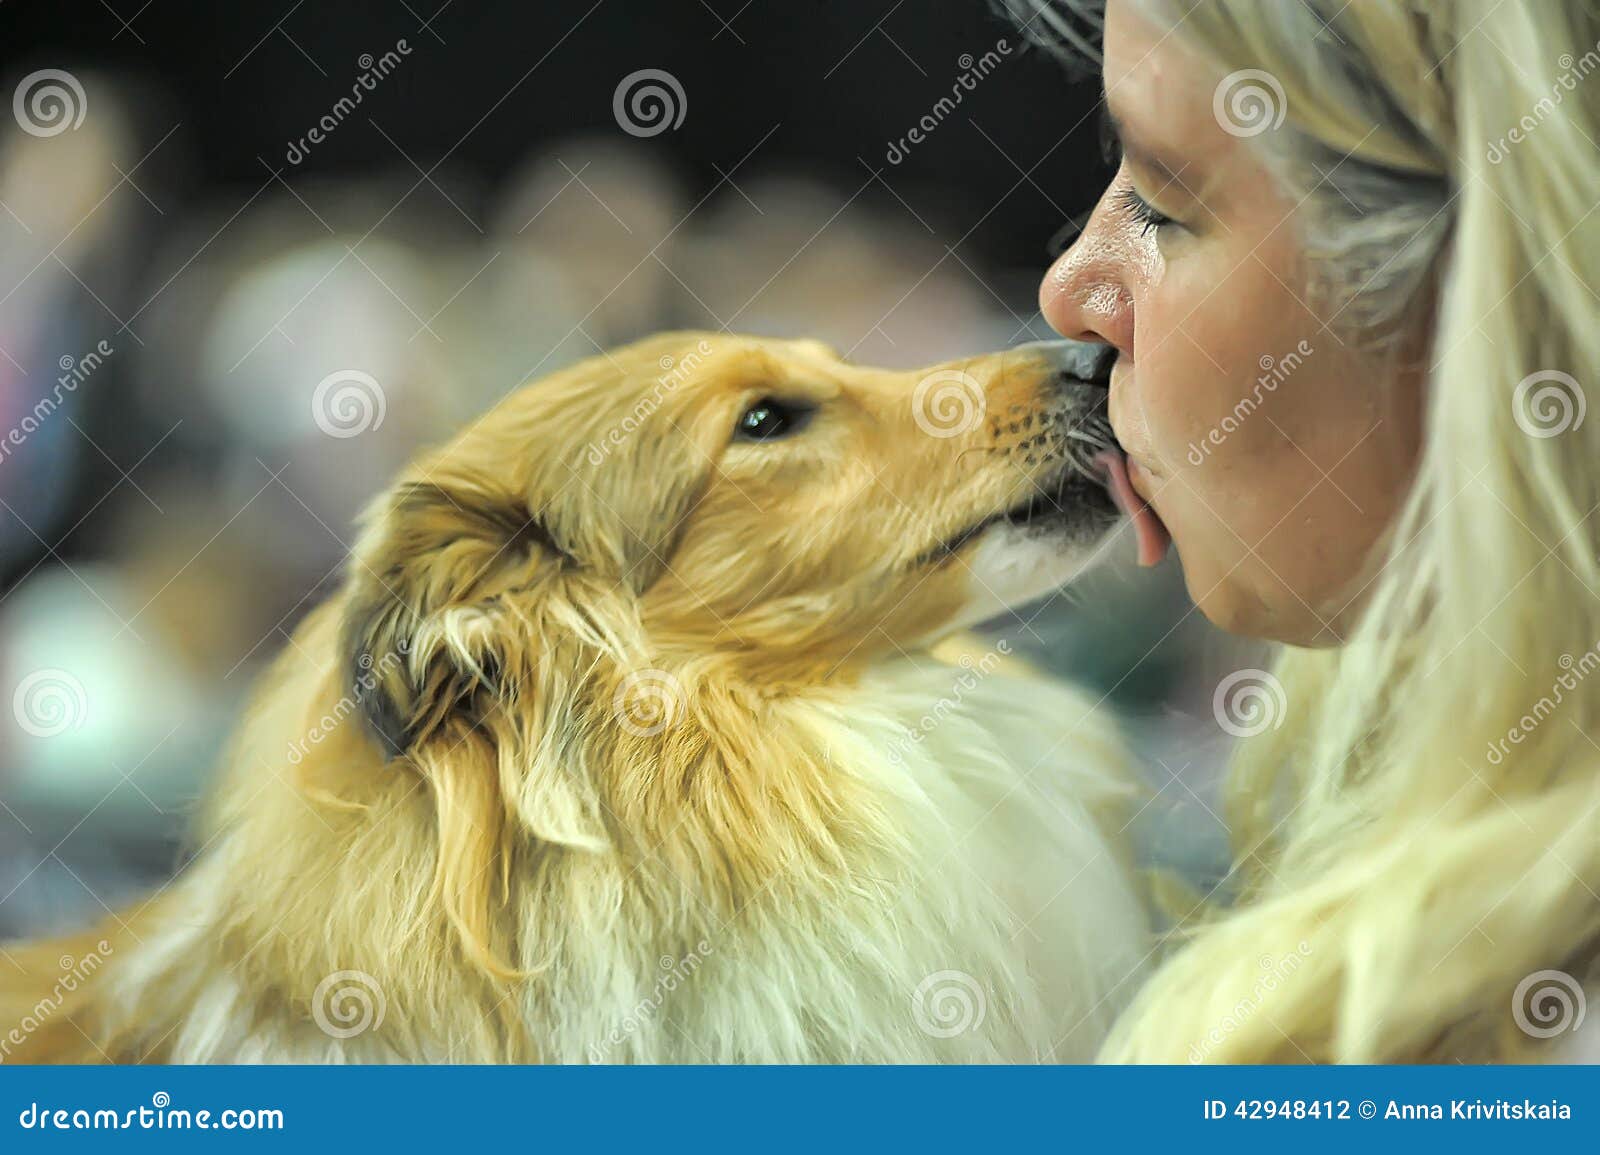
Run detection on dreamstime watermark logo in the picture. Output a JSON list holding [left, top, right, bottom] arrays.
[[0, 339, 113, 467], [585, 339, 713, 465], [0, 941, 113, 1062], [284, 40, 413, 164], [887, 641, 1011, 766], [1212, 668, 1286, 738], [13, 69, 87, 137], [588, 941, 713, 1061], [1188, 941, 1313, 1062], [287, 644, 407, 765], [912, 970, 987, 1038], [912, 368, 985, 438], [612, 69, 686, 138], [1512, 369, 1585, 438], [885, 38, 1012, 164], [613, 669, 684, 737], [311, 970, 386, 1039], [1512, 969, 1586, 1039], [1487, 38, 1600, 164], [312, 369, 387, 438], [12, 669, 88, 738], [1486, 643, 1600, 766], [1187, 339, 1313, 465], [1212, 69, 1286, 138], [16, 1091, 283, 1131]]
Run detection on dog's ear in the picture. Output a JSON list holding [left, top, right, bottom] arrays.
[[340, 468, 572, 759], [339, 466, 621, 976], [339, 371, 722, 750]]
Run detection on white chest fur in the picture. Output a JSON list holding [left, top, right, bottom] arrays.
[[531, 659, 1150, 1063]]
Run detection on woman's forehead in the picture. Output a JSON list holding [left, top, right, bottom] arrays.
[[1103, 0, 1252, 193]]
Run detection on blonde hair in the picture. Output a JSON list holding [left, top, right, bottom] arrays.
[[1018, 0, 1600, 1060]]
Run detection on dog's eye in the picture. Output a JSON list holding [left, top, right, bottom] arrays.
[[735, 398, 811, 442]]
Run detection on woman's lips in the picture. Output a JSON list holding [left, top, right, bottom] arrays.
[[1093, 449, 1172, 567]]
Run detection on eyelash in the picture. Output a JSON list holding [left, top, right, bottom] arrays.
[[1112, 186, 1174, 236]]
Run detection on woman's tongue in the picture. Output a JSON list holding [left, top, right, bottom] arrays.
[[1093, 450, 1172, 567]]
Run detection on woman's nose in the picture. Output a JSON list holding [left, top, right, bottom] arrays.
[[1039, 200, 1136, 357]]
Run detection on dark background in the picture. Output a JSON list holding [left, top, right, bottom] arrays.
[[0, 0, 1106, 262]]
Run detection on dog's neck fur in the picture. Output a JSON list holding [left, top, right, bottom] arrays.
[[78, 604, 1146, 1064]]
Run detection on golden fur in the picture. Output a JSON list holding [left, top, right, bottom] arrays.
[[2, 332, 1147, 1063]]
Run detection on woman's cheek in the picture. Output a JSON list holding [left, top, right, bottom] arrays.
[[1131, 340, 1275, 575], [1125, 260, 1221, 472], [1125, 332, 1226, 479]]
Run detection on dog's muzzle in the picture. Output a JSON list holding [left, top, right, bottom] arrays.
[[1011, 338, 1117, 392]]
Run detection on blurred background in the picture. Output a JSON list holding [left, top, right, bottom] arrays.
[[0, 0, 1254, 939]]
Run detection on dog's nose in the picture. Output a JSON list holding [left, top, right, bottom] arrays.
[[1011, 339, 1115, 390]]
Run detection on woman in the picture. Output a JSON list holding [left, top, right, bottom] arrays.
[[1020, 0, 1600, 1061]]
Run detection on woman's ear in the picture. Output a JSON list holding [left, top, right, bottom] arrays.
[[339, 467, 571, 758]]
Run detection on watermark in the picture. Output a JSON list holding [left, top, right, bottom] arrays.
[[1212, 667, 1287, 738], [1188, 941, 1313, 1062], [287, 644, 407, 765], [1486, 643, 1600, 765], [912, 368, 985, 438], [584, 339, 714, 465], [0, 942, 112, 1062], [1487, 38, 1600, 164], [17, 1092, 283, 1131], [912, 970, 987, 1038], [612, 669, 685, 738], [312, 369, 387, 438], [884, 39, 1012, 165], [12, 69, 86, 137], [0, 340, 114, 466], [311, 970, 386, 1039], [612, 69, 686, 138], [1512, 969, 1586, 1039], [1213, 69, 1287, 138], [285, 40, 413, 164], [886, 640, 1011, 765], [1511, 369, 1585, 438], [588, 941, 713, 1061], [1186, 340, 1313, 465], [11, 669, 88, 738]]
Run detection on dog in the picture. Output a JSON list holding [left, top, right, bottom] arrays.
[[2, 332, 1148, 1063]]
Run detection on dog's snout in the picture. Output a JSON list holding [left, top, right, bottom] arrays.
[[1010, 339, 1115, 392], [1051, 340, 1115, 391]]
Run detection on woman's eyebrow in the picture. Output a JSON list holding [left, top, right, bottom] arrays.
[[1101, 100, 1187, 188]]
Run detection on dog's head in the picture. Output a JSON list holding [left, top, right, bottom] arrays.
[[341, 331, 1119, 756]]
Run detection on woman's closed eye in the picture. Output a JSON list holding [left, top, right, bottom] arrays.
[[1112, 185, 1176, 236]]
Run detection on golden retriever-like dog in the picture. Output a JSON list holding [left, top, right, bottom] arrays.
[[2, 332, 1148, 1063]]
